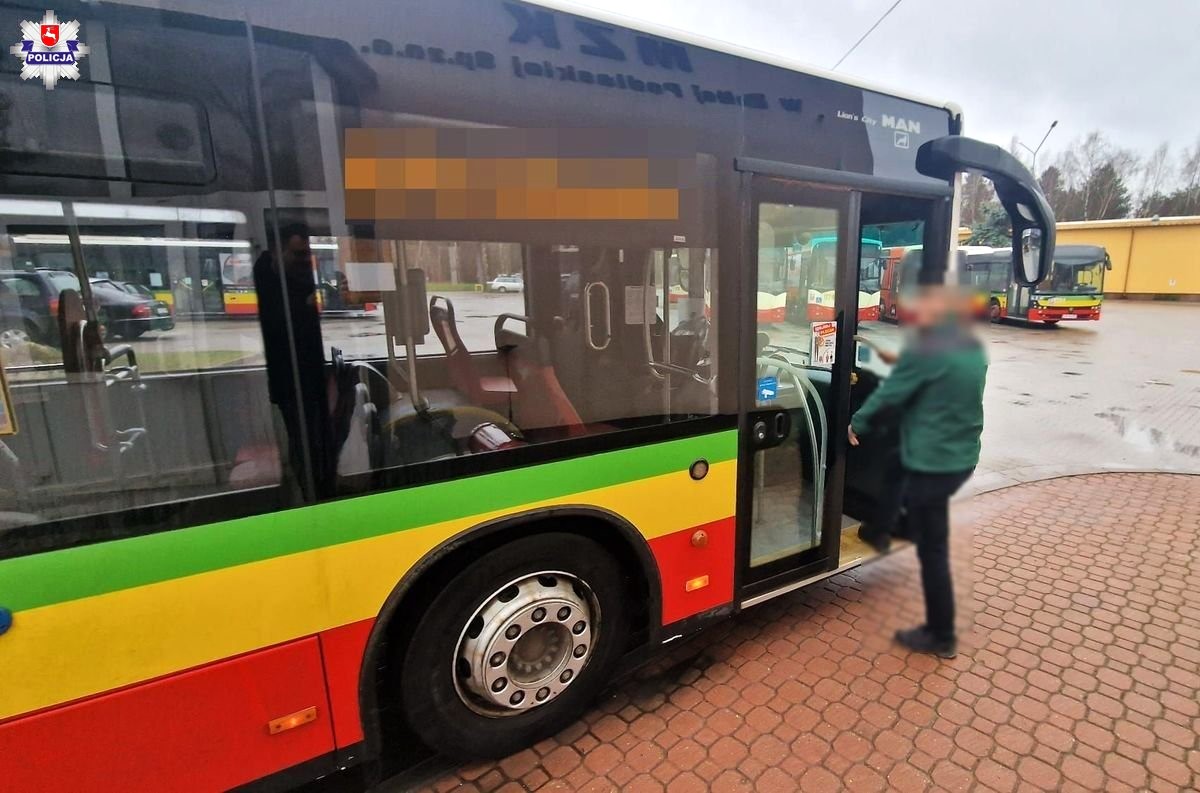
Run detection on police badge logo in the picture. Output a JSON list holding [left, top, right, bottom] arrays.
[[10, 11, 89, 90]]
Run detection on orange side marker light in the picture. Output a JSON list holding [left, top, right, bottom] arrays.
[[268, 706, 318, 735], [685, 575, 710, 592]]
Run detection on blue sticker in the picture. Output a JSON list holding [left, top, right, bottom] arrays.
[[757, 376, 778, 402]]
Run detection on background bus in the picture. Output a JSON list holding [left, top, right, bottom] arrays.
[[787, 236, 884, 322], [880, 244, 921, 322], [960, 244, 1110, 323], [757, 236, 884, 324]]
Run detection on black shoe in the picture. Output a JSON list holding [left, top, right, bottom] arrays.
[[858, 525, 891, 554], [895, 626, 957, 659]]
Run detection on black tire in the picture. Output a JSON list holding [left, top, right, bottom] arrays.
[[496, 286, 508, 293], [399, 532, 629, 759], [123, 325, 146, 340]]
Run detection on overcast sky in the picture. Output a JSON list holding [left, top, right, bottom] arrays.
[[588, 0, 1200, 166]]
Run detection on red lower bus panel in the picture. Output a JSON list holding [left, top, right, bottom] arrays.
[[649, 517, 736, 625], [319, 617, 375, 747], [0, 638, 335, 793]]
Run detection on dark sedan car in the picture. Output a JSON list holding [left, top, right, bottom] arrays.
[[88, 278, 174, 339], [0, 279, 27, 348], [0, 269, 82, 345], [0, 270, 173, 345], [89, 279, 175, 335]]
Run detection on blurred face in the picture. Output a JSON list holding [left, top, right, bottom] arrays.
[[908, 286, 955, 328], [283, 234, 312, 277]]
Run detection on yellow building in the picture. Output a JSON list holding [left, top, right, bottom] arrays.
[[1056, 216, 1200, 298]]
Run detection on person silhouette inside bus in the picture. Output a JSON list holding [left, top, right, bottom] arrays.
[[847, 286, 987, 658], [254, 223, 332, 500]]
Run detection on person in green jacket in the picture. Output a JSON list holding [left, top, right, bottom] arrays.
[[849, 286, 987, 659]]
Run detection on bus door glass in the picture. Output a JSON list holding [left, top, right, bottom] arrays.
[[743, 179, 854, 587]]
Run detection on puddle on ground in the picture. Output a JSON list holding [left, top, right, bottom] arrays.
[[1094, 411, 1196, 457]]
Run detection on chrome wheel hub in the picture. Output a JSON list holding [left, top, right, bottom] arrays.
[[455, 572, 597, 715]]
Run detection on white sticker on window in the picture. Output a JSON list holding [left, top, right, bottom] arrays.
[[624, 285, 654, 325], [345, 261, 397, 292]]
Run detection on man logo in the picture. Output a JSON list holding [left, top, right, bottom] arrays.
[[10, 11, 88, 89]]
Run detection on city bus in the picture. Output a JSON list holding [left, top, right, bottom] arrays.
[[959, 244, 1110, 323], [779, 236, 885, 323], [0, 0, 1052, 789], [880, 244, 920, 321]]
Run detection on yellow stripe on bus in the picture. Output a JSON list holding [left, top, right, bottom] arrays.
[[0, 461, 735, 721]]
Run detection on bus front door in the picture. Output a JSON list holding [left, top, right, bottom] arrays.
[[1008, 280, 1032, 319], [738, 178, 859, 602]]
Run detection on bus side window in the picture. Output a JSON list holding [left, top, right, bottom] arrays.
[[244, 46, 723, 492], [0, 9, 299, 559]]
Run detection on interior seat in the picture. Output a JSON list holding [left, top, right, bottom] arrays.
[[429, 295, 514, 410], [494, 314, 586, 438]]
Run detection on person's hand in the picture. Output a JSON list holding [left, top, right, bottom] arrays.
[[848, 425, 860, 446], [877, 348, 899, 365]]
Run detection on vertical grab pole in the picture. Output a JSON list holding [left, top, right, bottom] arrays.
[[392, 240, 426, 412]]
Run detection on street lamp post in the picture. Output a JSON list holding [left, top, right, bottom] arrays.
[[1019, 120, 1059, 175]]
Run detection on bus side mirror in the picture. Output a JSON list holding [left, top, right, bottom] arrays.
[[917, 135, 1055, 287]]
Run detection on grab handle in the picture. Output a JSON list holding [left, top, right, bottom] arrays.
[[584, 281, 611, 351]]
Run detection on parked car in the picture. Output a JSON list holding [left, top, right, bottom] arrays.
[[0, 269, 82, 345], [90, 279, 175, 332], [0, 279, 28, 348], [88, 278, 174, 338], [487, 274, 524, 293]]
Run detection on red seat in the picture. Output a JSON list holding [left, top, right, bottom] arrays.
[[429, 296, 513, 409], [494, 318, 585, 438]]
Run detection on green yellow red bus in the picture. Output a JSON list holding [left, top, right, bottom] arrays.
[[959, 244, 1111, 324], [0, 0, 1053, 789]]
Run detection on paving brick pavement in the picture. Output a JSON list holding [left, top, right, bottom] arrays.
[[416, 473, 1200, 792]]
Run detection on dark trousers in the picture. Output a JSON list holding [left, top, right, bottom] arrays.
[[903, 468, 974, 642]]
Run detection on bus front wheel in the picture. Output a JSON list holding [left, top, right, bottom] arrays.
[[399, 532, 629, 758]]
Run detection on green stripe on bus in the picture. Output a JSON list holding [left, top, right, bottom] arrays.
[[1, 429, 736, 612]]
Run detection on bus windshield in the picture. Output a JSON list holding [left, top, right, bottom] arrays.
[[859, 241, 884, 292], [1038, 259, 1106, 294]]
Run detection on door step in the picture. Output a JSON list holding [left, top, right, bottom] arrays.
[[741, 517, 909, 609]]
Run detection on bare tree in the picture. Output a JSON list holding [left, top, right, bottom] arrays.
[[1134, 143, 1171, 214]]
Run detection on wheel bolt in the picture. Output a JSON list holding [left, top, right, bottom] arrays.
[[557, 607, 571, 620], [532, 607, 546, 622], [536, 687, 551, 701], [572, 621, 586, 635], [505, 625, 521, 640], [573, 644, 587, 658], [560, 669, 574, 683], [509, 691, 524, 705], [491, 677, 507, 692], [490, 651, 505, 667]]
